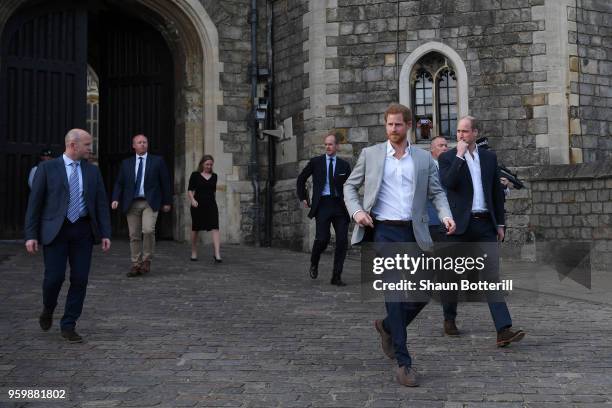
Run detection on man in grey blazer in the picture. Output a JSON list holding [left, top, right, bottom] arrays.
[[25, 129, 112, 343], [344, 104, 455, 387]]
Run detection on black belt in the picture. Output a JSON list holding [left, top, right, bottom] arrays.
[[133, 197, 147, 201], [375, 219, 412, 227], [471, 212, 491, 220]]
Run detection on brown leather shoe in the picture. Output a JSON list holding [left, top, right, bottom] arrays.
[[396, 366, 419, 387], [443, 319, 460, 336], [126, 264, 142, 277], [496, 327, 525, 347], [374, 319, 395, 360], [141, 260, 151, 274]]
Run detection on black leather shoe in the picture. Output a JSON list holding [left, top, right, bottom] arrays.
[[61, 329, 83, 343], [39, 308, 53, 331], [331, 276, 346, 286], [309, 264, 318, 279]]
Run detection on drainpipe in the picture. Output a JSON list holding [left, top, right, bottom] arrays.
[[250, 0, 261, 246], [265, 0, 276, 247]]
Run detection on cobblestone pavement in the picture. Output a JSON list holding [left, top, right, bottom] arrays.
[[1, 241, 611, 408]]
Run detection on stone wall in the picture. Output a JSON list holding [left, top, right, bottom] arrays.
[[327, 0, 548, 167], [570, 0, 612, 163], [520, 160, 612, 271]]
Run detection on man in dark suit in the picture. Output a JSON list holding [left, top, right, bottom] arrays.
[[427, 136, 449, 243], [25, 129, 111, 343], [111, 134, 172, 277], [297, 133, 351, 286], [439, 116, 525, 347]]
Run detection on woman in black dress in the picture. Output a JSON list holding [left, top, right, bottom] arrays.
[[188, 155, 221, 262]]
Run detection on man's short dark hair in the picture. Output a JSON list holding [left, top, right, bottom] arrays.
[[384, 104, 412, 124]]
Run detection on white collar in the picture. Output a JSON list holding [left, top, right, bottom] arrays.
[[386, 140, 410, 158], [136, 153, 148, 160], [466, 146, 479, 160]]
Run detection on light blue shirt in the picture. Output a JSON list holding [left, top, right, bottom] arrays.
[[62, 154, 87, 217], [321, 154, 336, 196]]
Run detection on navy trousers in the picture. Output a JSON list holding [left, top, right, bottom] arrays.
[[311, 196, 349, 274], [42, 218, 93, 330], [374, 223, 427, 369], [441, 217, 512, 332]]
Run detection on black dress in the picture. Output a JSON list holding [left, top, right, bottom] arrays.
[[188, 172, 219, 231]]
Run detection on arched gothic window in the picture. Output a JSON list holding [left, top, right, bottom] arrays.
[[409, 52, 459, 141]]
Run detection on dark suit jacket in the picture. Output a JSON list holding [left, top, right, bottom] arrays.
[[296, 155, 351, 219], [438, 147, 505, 235], [25, 157, 112, 245], [112, 154, 172, 214]]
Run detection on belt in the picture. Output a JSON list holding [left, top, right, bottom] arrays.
[[375, 219, 412, 227], [471, 212, 491, 220], [133, 197, 147, 201]]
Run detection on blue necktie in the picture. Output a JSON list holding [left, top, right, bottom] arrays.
[[134, 157, 143, 197], [328, 158, 335, 197], [67, 162, 80, 223]]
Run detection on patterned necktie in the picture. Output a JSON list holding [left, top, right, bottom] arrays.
[[328, 157, 335, 197], [134, 157, 143, 196], [67, 162, 80, 223]]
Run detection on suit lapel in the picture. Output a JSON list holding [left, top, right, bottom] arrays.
[[128, 156, 136, 186], [80, 160, 89, 198], [144, 154, 153, 185], [56, 157, 69, 193]]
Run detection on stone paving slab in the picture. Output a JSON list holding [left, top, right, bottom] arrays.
[[0, 241, 611, 407]]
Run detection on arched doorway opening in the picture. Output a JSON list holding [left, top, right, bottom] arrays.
[[0, 0, 225, 241]]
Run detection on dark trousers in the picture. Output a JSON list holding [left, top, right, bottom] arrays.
[[42, 218, 93, 330], [441, 217, 512, 332], [310, 196, 349, 275], [375, 223, 427, 369]]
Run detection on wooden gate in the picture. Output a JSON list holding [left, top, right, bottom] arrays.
[[0, 4, 87, 239], [95, 12, 174, 239]]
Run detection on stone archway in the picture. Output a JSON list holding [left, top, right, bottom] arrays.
[[0, 0, 233, 243]]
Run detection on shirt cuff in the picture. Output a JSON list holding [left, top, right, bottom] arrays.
[[352, 209, 364, 220], [441, 217, 452, 222], [456, 155, 465, 160]]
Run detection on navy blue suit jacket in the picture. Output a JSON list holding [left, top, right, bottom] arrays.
[[25, 157, 112, 245], [112, 154, 172, 214], [438, 147, 505, 235], [296, 155, 351, 219]]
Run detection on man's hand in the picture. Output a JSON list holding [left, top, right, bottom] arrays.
[[497, 227, 505, 242], [101, 238, 111, 252], [354, 210, 374, 228], [191, 199, 199, 208], [443, 218, 456, 235], [162, 205, 171, 212], [456, 140, 468, 158], [500, 177, 514, 189], [302, 200, 310, 209], [111, 201, 119, 210], [25, 239, 38, 254]]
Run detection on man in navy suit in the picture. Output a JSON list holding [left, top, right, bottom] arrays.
[[439, 116, 525, 347], [111, 134, 171, 277], [296, 133, 351, 285], [25, 129, 112, 343]]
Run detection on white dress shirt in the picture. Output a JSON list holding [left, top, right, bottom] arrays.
[[135, 153, 147, 197], [463, 147, 487, 212], [62, 154, 86, 216], [371, 141, 415, 221]]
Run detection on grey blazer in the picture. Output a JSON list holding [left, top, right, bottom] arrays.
[[343, 142, 452, 251]]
